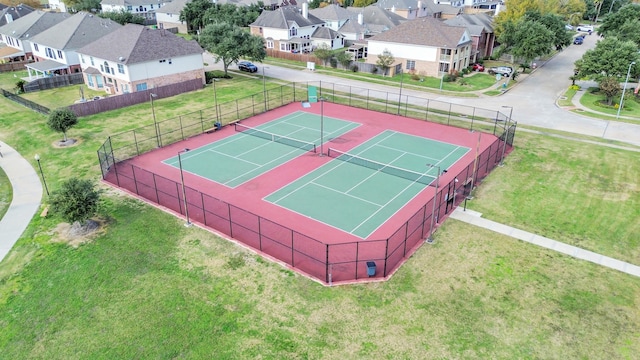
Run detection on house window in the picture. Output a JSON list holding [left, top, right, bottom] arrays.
[[280, 43, 291, 51], [439, 63, 450, 73], [114, 79, 118, 88], [406, 60, 415, 70], [266, 40, 273, 49], [90, 57, 94, 66], [289, 27, 297, 37], [104, 61, 110, 74], [118, 64, 125, 74], [107, 77, 112, 83], [136, 83, 148, 91], [100, 64, 104, 72], [111, 67, 115, 73], [441, 49, 451, 56], [45, 48, 56, 59], [259, 27, 263, 34], [127, 5, 132, 10], [81, 55, 85, 64], [34, 43, 39, 51], [150, 4, 153, 8], [122, 84, 130, 93], [57, 50, 63, 58], [87, 75, 94, 87]]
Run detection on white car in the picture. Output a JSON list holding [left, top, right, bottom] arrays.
[[576, 25, 594, 32]]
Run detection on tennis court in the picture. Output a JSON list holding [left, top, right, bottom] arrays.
[[265, 130, 469, 238], [162, 111, 359, 187]]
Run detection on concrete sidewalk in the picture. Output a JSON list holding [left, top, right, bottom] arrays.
[[450, 208, 640, 278], [0, 141, 42, 263]]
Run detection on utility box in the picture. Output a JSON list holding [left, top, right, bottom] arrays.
[[366, 261, 376, 277]]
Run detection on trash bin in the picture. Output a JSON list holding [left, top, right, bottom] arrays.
[[366, 261, 376, 277]]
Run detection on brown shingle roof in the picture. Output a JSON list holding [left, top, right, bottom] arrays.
[[368, 17, 468, 48]]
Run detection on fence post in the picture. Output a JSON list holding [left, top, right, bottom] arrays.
[[325, 244, 330, 284]]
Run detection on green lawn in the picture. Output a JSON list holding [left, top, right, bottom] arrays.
[[579, 88, 640, 121], [0, 167, 11, 220], [0, 70, 639, 359]]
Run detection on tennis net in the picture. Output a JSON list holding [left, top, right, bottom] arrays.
[[327, 148, 436, 186], [234, 123, 316, 153]]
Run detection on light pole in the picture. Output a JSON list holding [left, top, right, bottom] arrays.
[[398, 67, 403, 115], [212, 79, 220, 125], [426, 163, 441, 243], [262, 66, 268, 112], [150, 93, 161, 147], [439, 71, 445, 92], [301, 97, 326, 156], [500, 105, 513, 166], [34, 154, 49, 196], [616, 61, 635, 120], [177, 148, 191, 227], [608, 0, 618, 14]]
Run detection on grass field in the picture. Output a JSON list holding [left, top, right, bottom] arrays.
[[0, 167, 11, 220], [0, 71, 639, 359]]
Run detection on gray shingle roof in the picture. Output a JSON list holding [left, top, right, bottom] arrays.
[[0, 4, 34, 27], [30, 12, 121, 50], [77, 23, 203, 64], [251, 6, 324, 29], [156, 0, 188, 13], [101, 0, 172, 6], [311, 26, 343, 39], [443, 12, 493, 36], [375, 0, 448, 13], [308, 4, 353, 21], [368, 17, 469, 48], [338, 18, 367, 35], [0, 11, 67, 40], [347, 5, 406, 33]]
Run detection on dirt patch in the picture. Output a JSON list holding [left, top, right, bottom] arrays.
[[50, 218, 107, 248], [52, 138, 80, 148]]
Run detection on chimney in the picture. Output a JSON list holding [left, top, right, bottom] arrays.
[[358, 13, 363, 25], [5, 14, 13, 23], [494, 3, 501, 16], [391, 5, 395, 13], [302, 2, 309, 19]]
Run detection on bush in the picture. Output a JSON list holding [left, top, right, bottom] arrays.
[[15, 79, 26, 94], [411, 73, 420, 81], [570, 85, 580, 90], [443, 73, 457, 82], [461, 68, 470, 75], [370, 67, 378, 74], [205, 71, 216, 84], [350, 64, 359, 72], [329, 57, 338, 68]]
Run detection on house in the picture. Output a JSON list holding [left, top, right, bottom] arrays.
[[249, 4, 324, 53], [155, 0, 189, 33], [100, 0, 172, 24], [0, 3, 34, 27], [0, 11, 68, 62], [310, 26, 344, 51], [77, 23, 204, 94], [375, 0, 439, 19], [47, 0, 68, 12], [366, 17, 471, 76], [309, 4, 352, 31], [27, 12, 121, 79], [443, 12, 495, 62], [347, 5, 407, 37]]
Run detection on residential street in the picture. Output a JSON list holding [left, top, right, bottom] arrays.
[[205, 33, 640, 147]]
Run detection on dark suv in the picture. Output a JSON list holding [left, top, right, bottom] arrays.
[[238, 61, 258, 73]]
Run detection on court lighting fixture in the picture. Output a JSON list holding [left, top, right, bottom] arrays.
[[398, 67, 403, 115], [212, 79, 220, 124], [34, 154, 49, 196], [150, 93, 161, 147], [178, 148, 192, 227], [425, 163, 442, 243], [616, 61, 635, 120], [500, 105, 513, 166]]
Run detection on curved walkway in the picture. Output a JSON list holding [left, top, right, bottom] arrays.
[[0, 141, 42, 263]]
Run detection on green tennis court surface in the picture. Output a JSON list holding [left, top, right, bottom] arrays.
[[163, 112, 360, 187], [265, 130, 470, 238]]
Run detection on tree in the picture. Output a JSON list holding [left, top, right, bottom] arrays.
[[99, 9, 145, 25], [313, 44, 333, 66], [376, 49, 395, 76], [47, 108, 78, 142], [574, 36, 639, 80], [198, 23, 266, 76], [335, 51, 353, 70], [353, 0, 376, 6], [599, 3, 640, 38], [598, 76, 621, 105], [180, 0, 215, 33], [510, 21, 555, 64], [203, 3, 262, 28], [50, 178, 101, 225], [616, 18, 640, 47], [63, 0, 102, 12]]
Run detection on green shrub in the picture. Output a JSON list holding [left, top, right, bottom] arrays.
[[443, 73, 457, 82], [351, 64, 359, 72], [410, 73, 420, 81], [329, 57, 338, 68], [570, 85, 580, 90]]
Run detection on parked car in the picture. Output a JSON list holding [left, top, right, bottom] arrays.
[[576, 24, 594, 32], [471, 63, 485, 72], [565, 24, 574, 30], [488, 66, 513, 77], [574, 36, 584, 45], [238, 61, 258, 73]]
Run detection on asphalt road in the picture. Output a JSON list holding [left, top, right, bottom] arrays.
[[206, 37, 640, 146]]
